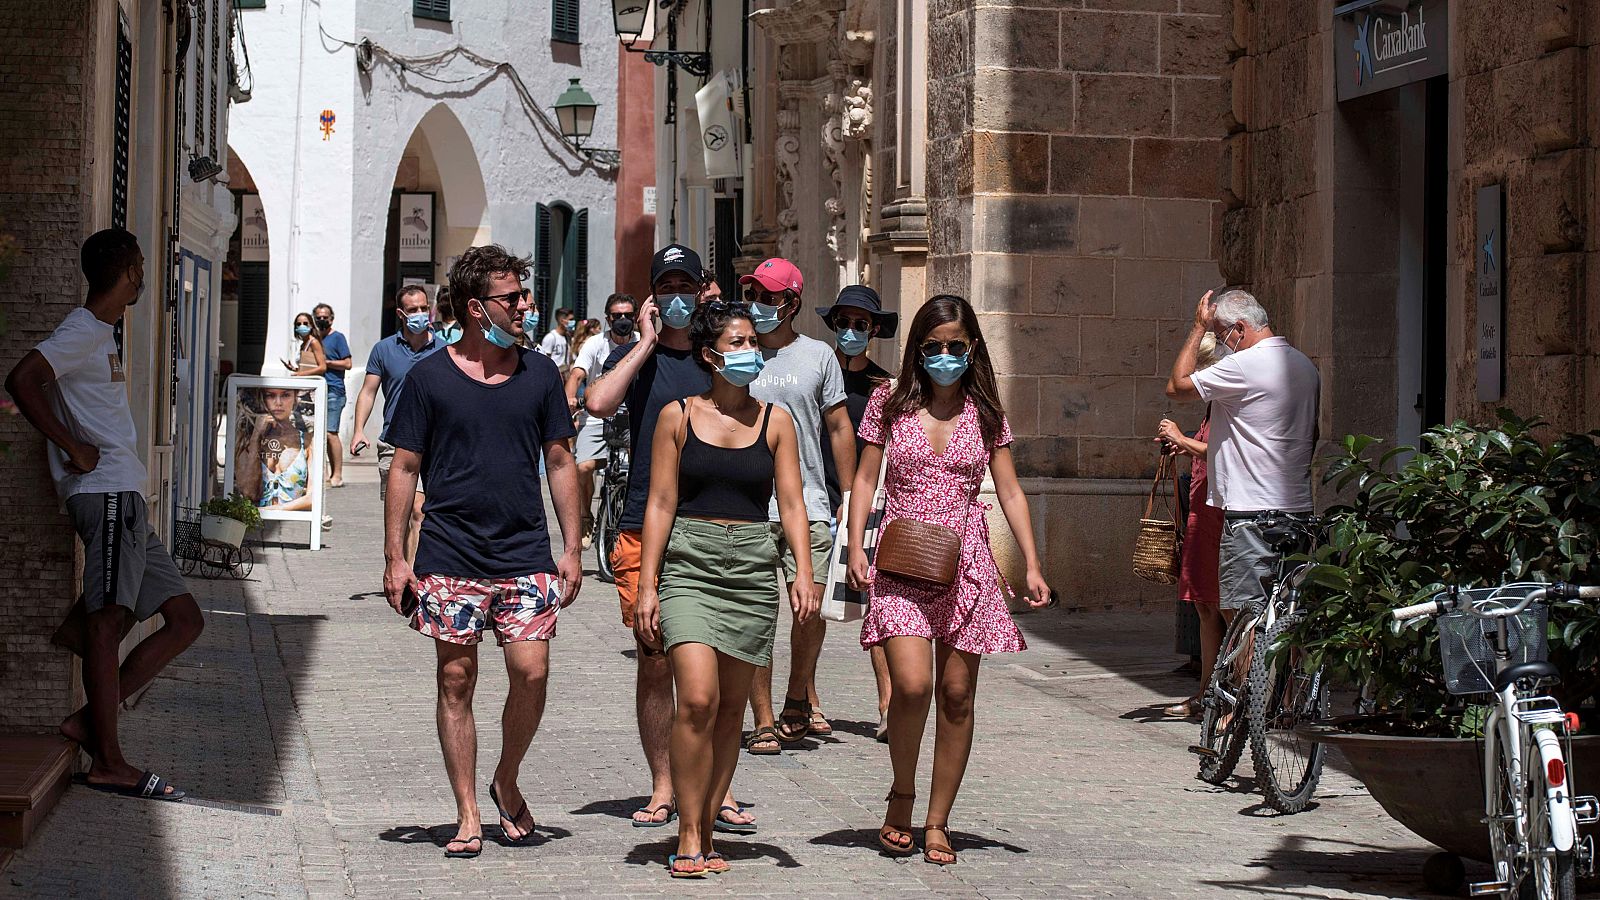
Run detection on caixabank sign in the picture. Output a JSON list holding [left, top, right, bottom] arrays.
[[1335, 0, 1449, 101]]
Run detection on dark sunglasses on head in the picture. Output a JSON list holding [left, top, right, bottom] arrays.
[[704, 298, 751, 316], [918, 339, 972, 358]]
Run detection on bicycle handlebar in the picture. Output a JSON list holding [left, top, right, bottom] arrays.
[[1392, 599, 1443, 621], [1390, 583, 1600, 622]]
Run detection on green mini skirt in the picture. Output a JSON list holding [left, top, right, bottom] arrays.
[[659, 516, 781, 666]]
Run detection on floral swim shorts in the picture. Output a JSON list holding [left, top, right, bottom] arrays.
[[410, 573, 563, 645]]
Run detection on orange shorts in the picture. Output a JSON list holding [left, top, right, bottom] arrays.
[[611, 529, 643, 628]]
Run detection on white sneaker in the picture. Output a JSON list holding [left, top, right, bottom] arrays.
[[321, 514, 333, 530]]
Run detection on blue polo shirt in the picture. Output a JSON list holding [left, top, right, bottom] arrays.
[[367, 331, 439, 441], [321, 330, 351, 397]]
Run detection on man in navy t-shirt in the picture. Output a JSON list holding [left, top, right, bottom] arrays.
[[312, 303, 352, 487], [383, 244, 582, 859]]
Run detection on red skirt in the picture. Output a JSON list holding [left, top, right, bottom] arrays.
[[1178, 474, 1222, 605]]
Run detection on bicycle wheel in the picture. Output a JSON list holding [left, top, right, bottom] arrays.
[[1488, 721, 1524, 895], [595, 471, 626, 584], [1521, 738, 1577, 900], [1195, 604, 1258, 784], [1246, 613, 1329, 813]]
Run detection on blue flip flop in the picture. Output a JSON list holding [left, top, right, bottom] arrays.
[[632, 801, 677, 827], [667, 853, 707, 878], [713, 804, 757, 834], [488, 783, 536, 844]]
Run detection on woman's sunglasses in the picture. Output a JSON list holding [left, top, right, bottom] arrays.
[[918, 339, 972, 358], [704, 299, 751, 315]]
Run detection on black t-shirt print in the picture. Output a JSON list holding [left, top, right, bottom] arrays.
[[602, 341, 712, 532], [386, 348, 578, 579]]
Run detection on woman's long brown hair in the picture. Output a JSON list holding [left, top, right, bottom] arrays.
[[880, 294, 1007, 448]]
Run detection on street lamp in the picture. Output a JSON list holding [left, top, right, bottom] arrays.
[[552, 79, 620, 167], [609, 0, 710, 77]]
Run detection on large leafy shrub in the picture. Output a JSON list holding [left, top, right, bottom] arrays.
[[1291, 413, 1600, 733]]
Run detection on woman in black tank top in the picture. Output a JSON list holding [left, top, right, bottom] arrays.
[[635, 302, 818, 878]]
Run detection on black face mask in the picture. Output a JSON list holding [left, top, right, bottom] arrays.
[[611, 316, 636, 339], [315, 318, 332, 330]]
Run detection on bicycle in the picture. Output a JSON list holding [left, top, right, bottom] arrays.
[[1392, 582, 1600, 900], [1190, 510, 1323, 801], [592, 407, 630, 584]]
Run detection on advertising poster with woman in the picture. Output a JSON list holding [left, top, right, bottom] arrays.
[[223, 375, 327, 550]]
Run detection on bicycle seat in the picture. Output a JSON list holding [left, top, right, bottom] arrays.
[[1493, 660, 1560, 692]]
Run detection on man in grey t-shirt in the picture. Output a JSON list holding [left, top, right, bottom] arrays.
[[742, 258, 858, 751]]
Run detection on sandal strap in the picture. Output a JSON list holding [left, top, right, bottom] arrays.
[[884, 788, 916, 801], [780, 695, 811, 717]]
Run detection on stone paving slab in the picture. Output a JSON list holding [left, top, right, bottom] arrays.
[[2, 463, 1495, 898]]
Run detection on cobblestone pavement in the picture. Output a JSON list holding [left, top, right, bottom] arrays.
[[6, 462, 1461, 898]]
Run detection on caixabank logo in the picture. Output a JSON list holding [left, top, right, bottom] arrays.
[[1351, 1, 1431, 87]]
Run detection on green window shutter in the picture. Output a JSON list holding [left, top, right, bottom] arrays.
[[552, 0, 580, 44], [414, 0, 451, 23], [535, 203, 554, 326], [573, 208, 589, 319]]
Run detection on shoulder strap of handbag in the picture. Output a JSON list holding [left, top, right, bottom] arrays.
[[1143, 452, 1170, 521], [1170, 452, 1185, 537]]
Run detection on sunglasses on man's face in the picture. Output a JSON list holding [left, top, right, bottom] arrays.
[[605, 310, 634, 322], [480, 288, 533, 310], [743, 287, 783, 305], [918, 339, 972, 358], [833, 315, 873, 332]]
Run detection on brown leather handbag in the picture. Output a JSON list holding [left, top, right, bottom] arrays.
[[1133, 451, 1185, 585], [875, 516, 962, 586]]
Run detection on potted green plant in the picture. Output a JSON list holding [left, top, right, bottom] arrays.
[[1287, 413, 1600, 870], [201, 493, 262, 549]]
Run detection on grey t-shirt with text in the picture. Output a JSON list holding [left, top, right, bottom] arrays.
[[750, 333, 848, 522]]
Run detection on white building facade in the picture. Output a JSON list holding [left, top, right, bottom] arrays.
[[228, 0, 620, 444]]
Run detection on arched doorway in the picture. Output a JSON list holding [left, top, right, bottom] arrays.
[[382, 105, 489, 338], [223, 147, 269, 378]]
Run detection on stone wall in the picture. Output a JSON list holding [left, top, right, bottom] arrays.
[[926, 0, 1229, 608], [0, 0, 98, 729], [1451, 1, 1596, 433], [1222, 0, 1598, 449]]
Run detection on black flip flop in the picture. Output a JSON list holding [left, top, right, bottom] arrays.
[[75, 770, 186, 803], [443, 835, 483, 859], [713, 804, 758, 834], [631, 801, 676, 828], [776, 695, 812, 743], [489, 783, 536, 845]]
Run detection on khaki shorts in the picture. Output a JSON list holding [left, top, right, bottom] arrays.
[[772, 519, 832, 587], [376, 441, 423, 501]]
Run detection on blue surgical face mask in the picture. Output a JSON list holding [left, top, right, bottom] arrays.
[[294, 324, 311, 338], [923, 352, 970, 387], [476, 303, 518, 349], [661, 294, 695, 329], [713, 348, 766, 387], [834, 326, 869, 357], [404, 312, 432, 334], [750, 300, 789, 334], [522, 310, 540, 334]]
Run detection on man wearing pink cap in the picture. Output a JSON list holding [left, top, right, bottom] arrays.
[[739, 258, 859, 752]]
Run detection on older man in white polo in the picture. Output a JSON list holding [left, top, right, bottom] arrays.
[[1165, 287, 1320, 618]]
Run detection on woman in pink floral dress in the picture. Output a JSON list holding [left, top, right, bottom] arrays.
[[846, 294, 1051, 866]]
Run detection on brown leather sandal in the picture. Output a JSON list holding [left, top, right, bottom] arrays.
[[878, 789, 917, 856], [922, 824, 957, 865]]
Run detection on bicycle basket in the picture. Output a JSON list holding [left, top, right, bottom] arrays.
[[1435, 586, 1549, 696]]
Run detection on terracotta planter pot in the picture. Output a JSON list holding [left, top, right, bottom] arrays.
[[1304, 717, 1600, 863]]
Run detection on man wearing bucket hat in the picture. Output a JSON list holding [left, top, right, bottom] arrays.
[[818, 284, 898, 741], [738, 258, 859, 752]]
